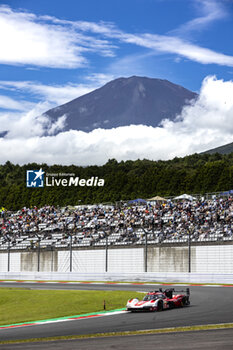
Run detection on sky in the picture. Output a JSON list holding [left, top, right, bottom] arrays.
[[0, 0, 233, 165]]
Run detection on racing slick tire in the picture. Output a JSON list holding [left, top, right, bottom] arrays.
[[168, 301, 175, 309], [180, 298, 185, 307], [181, 297, 189, 307], [157, 301, 163, 311]]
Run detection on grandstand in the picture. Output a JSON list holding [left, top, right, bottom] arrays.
[[0, 195, 233, 252]]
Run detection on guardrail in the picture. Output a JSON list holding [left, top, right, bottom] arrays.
[[0, 271, 232, 284]]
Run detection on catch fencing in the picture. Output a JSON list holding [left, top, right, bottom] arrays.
[[1, 237, 233, 274]]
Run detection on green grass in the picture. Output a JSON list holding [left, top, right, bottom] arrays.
[[0, 288, 144, 326]]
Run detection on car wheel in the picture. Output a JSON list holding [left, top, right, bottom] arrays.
[[157, 301, 163, 311], [168, 301, 174, 309], [180, 297, 186, 307]]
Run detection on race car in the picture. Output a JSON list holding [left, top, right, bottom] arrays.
[[126, 288, 190, 312]]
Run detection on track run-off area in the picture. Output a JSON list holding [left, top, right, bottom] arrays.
[[0, 281, 233, 345]]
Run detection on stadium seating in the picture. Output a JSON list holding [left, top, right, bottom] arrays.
[[0, 197, 233, 251]]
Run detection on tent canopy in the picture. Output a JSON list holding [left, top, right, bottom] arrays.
[[147, 196, 167, 201], [174, 194, 196, 201], [128, 198, 147, 204], [220, 190, 233, 196]]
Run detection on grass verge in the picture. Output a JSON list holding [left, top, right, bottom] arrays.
[[0, 288, 144, 326]]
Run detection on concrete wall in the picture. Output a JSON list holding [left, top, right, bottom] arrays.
[[147, 246, 195, 272], [21, 251, 58, 272], [1, 244, 233, 274]]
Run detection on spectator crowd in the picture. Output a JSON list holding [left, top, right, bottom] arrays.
[[0, 196, 233, 249]]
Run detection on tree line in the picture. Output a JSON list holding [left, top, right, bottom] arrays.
[[0, 152, 233, 210]]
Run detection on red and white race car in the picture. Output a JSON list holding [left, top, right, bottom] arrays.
[[126, 288, 190, 312]]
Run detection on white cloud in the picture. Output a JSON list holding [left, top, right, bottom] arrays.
[[85, 73, 115, 86], [0, 5, 115, 68], [0, 76, 232, 165], [0, 4, 233, 69], [0, 95, 34, 111], [0, 74, 113, 106], [0, 102, 65, 138], [172, 0, 227, 34], [0, 81, 94, 106], [117, 32, 233, 67]]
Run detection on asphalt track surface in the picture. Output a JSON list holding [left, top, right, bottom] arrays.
[[1, 329, 233, 350], [0, 282, 233, 348]]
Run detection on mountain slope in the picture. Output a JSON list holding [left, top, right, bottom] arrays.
[[202, 142, 233, 155], [44, 76, 197, 132]]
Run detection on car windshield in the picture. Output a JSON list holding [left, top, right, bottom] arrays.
[[143, 294, 159, 301]]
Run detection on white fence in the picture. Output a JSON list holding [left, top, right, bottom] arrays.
[[1, 244, 233, 280]]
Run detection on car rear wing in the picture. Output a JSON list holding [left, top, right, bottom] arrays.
[[159, 288, 190, 298]]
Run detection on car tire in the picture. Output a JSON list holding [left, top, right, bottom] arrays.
[[168, 301, 174, 309], [157, 301, 163, 311], [180, 297, 186, 307]]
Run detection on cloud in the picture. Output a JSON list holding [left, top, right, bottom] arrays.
[[0, 4, 233, 69], [0, 5, 115, 68], [0, 76, 232, 165], [106, 52, 157, 77], [0, 81, 95, 106], [171, 0, 227, 35], [0, 95, 34, 111], [117, 32, 233, 67], [0, 74, 113, 106], [0, 102, 65, 138]]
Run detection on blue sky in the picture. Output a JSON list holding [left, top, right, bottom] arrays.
[[0, 0, 233, 165], [1, 1, 233, 93]]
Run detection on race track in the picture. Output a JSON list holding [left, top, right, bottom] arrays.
[[1, 329, 233, 350], [0, 282, 233, 343]]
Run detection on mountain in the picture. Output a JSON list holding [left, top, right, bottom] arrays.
[[44, 76, 197, 132], [202, 142, 233, 155]]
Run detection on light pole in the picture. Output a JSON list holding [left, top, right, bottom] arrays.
[[35, 232, 41, 272], [103, 224, 111, 273], [105, 231, 108, 272], [142, 227, 148, 273], [69, 233, 72, 272], [188, 229, 191, 273], [188, 226, 194, 273], [51, 244, 54, 272], [7, 236, 11, 272]]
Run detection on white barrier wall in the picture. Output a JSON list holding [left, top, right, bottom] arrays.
[[148, 246, 192, 272], [58, 250, 106, 273], [10, 252, 21, 272], [0, 253, 7, 272], [57, 248, 144, 273], [0, 271, 233, 284], [0, 252, 20, 272], [1, 244, 233, 275], [108, 248, 144, 273], [194, 245, 233, 273]]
